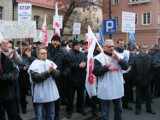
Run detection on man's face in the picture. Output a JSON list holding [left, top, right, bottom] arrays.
[[117, 40, 125, 50], [73, 44, 80, 51], [140, 45, 148, 55], [68, 42, 72, 48], [104, 41, 115, 54], [51, 40, 60, 48], [36, 44, 42, 48], [82, 44, 88, 51], [1, 40, 9, 51], [38, 49, 47, 61]]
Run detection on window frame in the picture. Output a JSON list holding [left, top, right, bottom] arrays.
[[142, 12, 151, 25], [114, 16, 119, 26], [34, 15, 40, 29], [0, 6, 3, 20], [113, 0, 119, 5]]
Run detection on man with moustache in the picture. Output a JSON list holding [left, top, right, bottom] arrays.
[[93, 39, 128, 120], [47, 35, 67, 120], [115, 39, 132, 110], [130, 44, 158, 115], [28, 47, 59, 120]]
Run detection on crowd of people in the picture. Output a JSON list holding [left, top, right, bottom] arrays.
[[0, 36, 160, 120]]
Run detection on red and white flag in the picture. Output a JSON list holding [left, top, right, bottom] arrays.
[[53, 2, 61, 36], [85, 26, 97, 98], [39, 14, 48, 47]]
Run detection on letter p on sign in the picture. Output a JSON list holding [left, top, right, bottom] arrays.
[[103, 19, 117, 35]]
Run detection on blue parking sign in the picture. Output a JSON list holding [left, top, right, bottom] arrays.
[[103, 19, 116, 34]]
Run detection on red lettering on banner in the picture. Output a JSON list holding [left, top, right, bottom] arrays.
[[88, 58, 95, 85], [55, 22, 60, 28], [109, 67, 119, 72]]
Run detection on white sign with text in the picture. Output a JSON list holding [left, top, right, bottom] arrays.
[[121, 11, 135, 33], [0, 20, 37, 39], [18, 3, 32, 21], [72, 22, 81, 35]]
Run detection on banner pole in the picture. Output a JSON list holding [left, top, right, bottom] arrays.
[[126, 33, 128, 50]]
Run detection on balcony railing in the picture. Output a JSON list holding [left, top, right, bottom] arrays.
[[128, 0, 151, 5]]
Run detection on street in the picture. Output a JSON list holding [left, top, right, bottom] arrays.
[[20, 96, 160, 120]]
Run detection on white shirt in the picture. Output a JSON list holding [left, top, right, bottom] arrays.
[[28, 59, 59, 103], [95, 53, 124, 100]]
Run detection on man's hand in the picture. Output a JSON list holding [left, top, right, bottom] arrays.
[[112, 52, 120, 62], [23, 66, 28, 71], [48, 63, 54, 73], [79, 61, 86, 68], [106, 61, 112, 67], [26, 51, 31, 58]]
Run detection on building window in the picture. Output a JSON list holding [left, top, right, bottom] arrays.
[[34, 15, 40, 29], [114, 16, 118, 26], [129, 0, 138, 2], [0, 6, 3, 20], [142, 12, 151, 25], [158, 13, 160, 24], [113, 0, 119, 4], [135, 13, 138, 25]]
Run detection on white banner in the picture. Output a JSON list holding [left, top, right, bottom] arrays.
[[121, 11, 135, 33], [72, 22, 81, 35], [53, 15, 63, 29], [18, 3, 32, 21], [36, 30, 53, 43], [0, 20, 37, 39]]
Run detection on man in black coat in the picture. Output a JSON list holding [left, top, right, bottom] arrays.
[[130, 44, 160, 115], [47, 35, 67, 120], [0, 50, 22, 120], [63, 40, 87, 119]]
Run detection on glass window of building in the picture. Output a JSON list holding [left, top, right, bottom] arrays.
[[0, 6, 3, 20], [113, 0, 119, 4], [114, 16, 119, 26], [142, 12, 151, 25], [34, 15, 40, 29]]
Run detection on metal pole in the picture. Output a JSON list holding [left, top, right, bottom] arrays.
[[109, 0, 112, 39]]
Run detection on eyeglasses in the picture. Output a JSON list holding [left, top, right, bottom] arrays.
[[40, 52, 47, 55], [106, 46, 115, 48]]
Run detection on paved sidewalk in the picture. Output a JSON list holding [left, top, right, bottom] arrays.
[[20, 96, 160, 120]]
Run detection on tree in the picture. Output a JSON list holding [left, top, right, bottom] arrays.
[[50, 0, 103, 36]]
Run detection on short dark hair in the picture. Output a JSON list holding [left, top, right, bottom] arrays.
[[117, 39, 124, 44], [36, 47, 47, 55], [51, 35, 61, 42]]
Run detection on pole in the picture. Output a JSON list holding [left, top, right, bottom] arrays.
[[126, 33, 128, 50], [109, 0, 112, 39]]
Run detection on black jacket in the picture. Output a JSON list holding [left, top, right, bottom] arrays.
[[47, 44, 66, 76], [129, 53, 160, 87], [0, 52, 17, 101], [63, 49, 87, 86]]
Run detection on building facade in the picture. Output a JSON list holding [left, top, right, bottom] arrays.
[[0, 0, 13, 20], [0, 0, 103, 44], [103, 0, 160, 45]]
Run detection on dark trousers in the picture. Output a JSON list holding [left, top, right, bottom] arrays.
[[66, 85, 85, 114], [0, 99, 22, 120], [14, 80, 20, 113], [136, 86, 152, 111], [20, 87, 27, 112], [0, 105, 5, 120], [122, 74, 133, 107], [85, 93, 98, 112]]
